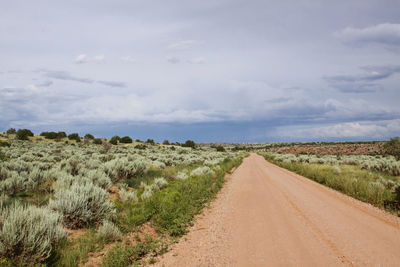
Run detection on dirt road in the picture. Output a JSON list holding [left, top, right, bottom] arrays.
[[155, 153, 400, 266]]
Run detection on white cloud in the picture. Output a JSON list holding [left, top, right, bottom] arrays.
[[75, 54, 88, 64], [336, 23, 400, 47], [120, 56, 137, 63], [188, 57, 206, 64], [167, 40, 198, 50], [93, 55, 105, 62], [75, 54, 105, 64], [166, 56, 180, 64]]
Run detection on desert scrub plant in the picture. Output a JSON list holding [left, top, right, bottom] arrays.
[[332, 165, 341, 174], [190, 166, 215, 177], [97, 220, 122, 242], [119, 188, 138, 203], [153, 177, 168, 190], [48, 182, 115, 228], [0, 202, 66, 265], [176, 171, 189, 181]]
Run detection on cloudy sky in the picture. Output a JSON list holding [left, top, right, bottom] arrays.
[[1, 0, 400, 142]]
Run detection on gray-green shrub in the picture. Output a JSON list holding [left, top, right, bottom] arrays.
[[0, 202, 66, 264], [48, 182, 115, 228], [119, 188, 138, 203], [97, 220, 122, 242]]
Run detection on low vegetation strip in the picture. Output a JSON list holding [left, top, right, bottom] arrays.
[[259, 153, 400, 213], [0, 133, 246, 266]]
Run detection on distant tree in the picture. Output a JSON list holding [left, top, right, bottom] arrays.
[[68, 133, 81, 142], [135, 139, 143, 143], [93, 138, 103, 145], [145, 139, 155, 145], [163, 140, 170, 145], [6, 128, 16, 134], [384, 137, 400, 160], [120, 136, 133, 143], [216, 145, 225, 152], [40, 131, 66, 140], [109, 136, 120, 145], [84, 134, 95, 140], [16, 129, 34, 140], [57, 132, 67, 138], [135, 144, 147, 150], [182, 140, 196, 149]]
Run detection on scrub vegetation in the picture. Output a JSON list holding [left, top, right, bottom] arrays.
[[0, 129, 245, 266]]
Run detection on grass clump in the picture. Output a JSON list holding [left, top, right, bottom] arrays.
[[0, 202, 66, 265]]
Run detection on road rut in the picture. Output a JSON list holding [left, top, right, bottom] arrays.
[[155, 153, 400, 266]]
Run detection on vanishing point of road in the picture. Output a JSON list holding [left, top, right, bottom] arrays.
[[156, 153, 400, 266]]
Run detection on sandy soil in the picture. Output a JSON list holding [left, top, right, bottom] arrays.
[[155, 153, 400, 266]]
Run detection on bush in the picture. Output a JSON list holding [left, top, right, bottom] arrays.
[[176, 171, 188, 181], [0, 141, 10, 147], [40, 131, 66, 140], [119, 188, 138, 203], [68, 133, 81, 142], [0, 203, 66, 265], [5, 128, 16, 135], [216, 145, 225, 152], [16, 129, 34, 140], [153, 177, 168, 190], [0, 151, 7, 162], [119, 136, 132, 144], [48, 182, 115, 228], [93, 138, 103, 145], [97, 220, 122, 242], [145, 139, 155, 145], [135, 144, 147, 150], [332, 165, 341, 174], [190, 166, 215, 177], [163, 140, 170, 145], [109, 136, 120, 145], [84, 134, 94, 140], [182, 140, 195, 148]]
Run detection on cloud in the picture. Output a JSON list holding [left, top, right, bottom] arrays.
[[97, 80, 126, 88], [75, 54, 105, 64], [276, 119, 400, 139], [120, 56, 137, 63], [188, 57, 206, 64], [36, 80, 53, 87], [336, 23, 400, 47], [93, 55, 105, 62], [166, 56, 180, 64], [324, 65, 400, 93], [167, 40, 198, 50], [44, 70, 94, 84], [75, 54, 88, 64]]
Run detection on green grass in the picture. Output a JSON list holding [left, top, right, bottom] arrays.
[[116, 157, 244, 235], [47, 229, 109, 266], [260, 153, 397, 210]]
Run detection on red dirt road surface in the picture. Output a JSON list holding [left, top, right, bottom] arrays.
[[155, 153, 400, 266]]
